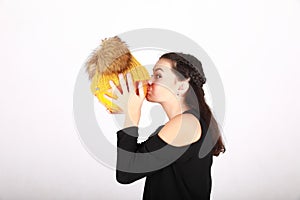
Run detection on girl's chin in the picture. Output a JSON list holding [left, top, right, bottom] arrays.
[[145, 93, 154, 102]]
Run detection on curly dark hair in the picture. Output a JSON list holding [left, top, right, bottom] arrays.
[[160, 52, 226, 156]]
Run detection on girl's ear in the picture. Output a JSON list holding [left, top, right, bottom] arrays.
[[178, 78, 190, 94]]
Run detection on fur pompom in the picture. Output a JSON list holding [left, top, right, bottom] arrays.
[[85, 36, 132, 80]]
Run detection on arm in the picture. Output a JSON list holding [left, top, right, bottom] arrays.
[[116, 113, 200, 184], [107, 73, 173, 183], [116, 125, 169, 184]]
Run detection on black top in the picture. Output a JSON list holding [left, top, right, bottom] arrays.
[[116, 108, 213, 200]]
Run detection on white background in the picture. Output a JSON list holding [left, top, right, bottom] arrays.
[[1, 0, 300, 199]]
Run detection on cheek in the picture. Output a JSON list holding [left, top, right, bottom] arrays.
[[151, 84, 159, 91], [152, 83, 165, 91], [152, 83, 174, 95]]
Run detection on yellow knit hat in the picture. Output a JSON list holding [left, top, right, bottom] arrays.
[[85, 36, 150, 113]]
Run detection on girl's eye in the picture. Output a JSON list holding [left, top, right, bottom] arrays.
[[151, 74, 162, 79]]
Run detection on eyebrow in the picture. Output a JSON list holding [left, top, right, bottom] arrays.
[[153, 67, 164, 72]]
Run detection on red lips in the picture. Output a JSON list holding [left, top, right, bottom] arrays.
[[147, 83, 152, 93]]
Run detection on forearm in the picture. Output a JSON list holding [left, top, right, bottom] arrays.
[[116, 125, 187, 184], [116, 126, 167, 184], [116, 126, 157, 184]]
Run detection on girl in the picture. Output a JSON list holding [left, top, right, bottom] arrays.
[[105, 52, 225, 200]]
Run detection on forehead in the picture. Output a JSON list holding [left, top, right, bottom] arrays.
[[152, 58, 173, 71]]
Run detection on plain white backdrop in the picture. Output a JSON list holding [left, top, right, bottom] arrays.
[[1, 0, 300, 199]]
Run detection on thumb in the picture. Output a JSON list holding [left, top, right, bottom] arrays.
[[138, 81, 145, 98]]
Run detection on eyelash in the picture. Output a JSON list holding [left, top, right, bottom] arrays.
[[151, 74, 162, 79]]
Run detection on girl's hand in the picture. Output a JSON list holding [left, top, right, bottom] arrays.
[[104, 73, 146, 125]]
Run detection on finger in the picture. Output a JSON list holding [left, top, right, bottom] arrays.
[[103, 94, 122, 110], [109, 80, 122, 97], [103, 93, 114, 103], [126, 73, 134, 93], [138, 81, 145, 97], [103, 92, 125, 112], [118, 73, 128, 94], [106, 107, 121, 114]]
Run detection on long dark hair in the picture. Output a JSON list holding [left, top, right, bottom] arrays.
[[160, 52, 226, 156]]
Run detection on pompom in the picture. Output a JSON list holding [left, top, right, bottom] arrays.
[[85, 36, 131, 80]]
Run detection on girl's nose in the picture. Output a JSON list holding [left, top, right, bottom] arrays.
[[147, 77, 154, 85]]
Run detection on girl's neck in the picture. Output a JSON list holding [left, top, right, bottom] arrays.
[[161, 101, 190, 120]]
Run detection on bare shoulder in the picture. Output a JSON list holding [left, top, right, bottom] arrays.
[[157, 113, 202, 147]]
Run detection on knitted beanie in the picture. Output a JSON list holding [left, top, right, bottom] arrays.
[[85, 36, 150, 113]]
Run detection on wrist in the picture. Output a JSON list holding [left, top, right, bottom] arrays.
[[124, 111, 140, 128]]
